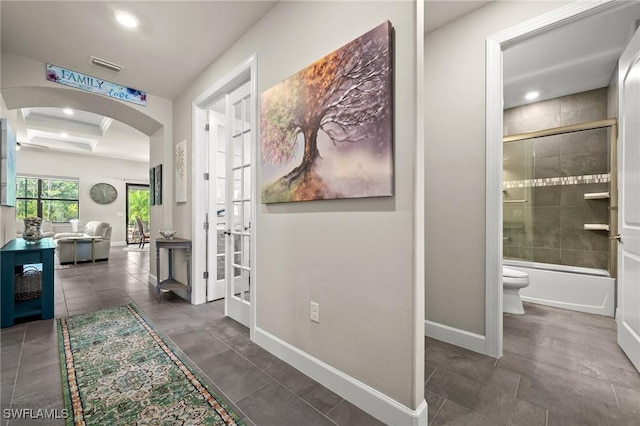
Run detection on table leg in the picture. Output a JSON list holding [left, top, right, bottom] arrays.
[[156, 245, 161, 303], [73, 240, 78, 265]]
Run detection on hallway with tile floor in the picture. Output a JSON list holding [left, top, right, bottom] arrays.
[[2, 248, 640, 425]]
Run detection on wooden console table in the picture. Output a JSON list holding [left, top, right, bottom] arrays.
[[155, 238, 191, 302], [1, 238, 55, 328]]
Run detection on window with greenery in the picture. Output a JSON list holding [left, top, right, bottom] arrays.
[[16, 176, 79, 222]]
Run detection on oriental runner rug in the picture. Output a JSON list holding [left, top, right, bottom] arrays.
[[57, 304, 245, 425]]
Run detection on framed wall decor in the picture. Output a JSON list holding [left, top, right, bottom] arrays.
[[260, 21, 394, 203], [154, 164, 162, 205], [149, 167, 155, 205], [175, 140, 187, 204], [1, 118, 16, 207]]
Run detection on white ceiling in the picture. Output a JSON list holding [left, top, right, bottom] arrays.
[[425, 1, 493, 33], [503, 1, 640, 109]]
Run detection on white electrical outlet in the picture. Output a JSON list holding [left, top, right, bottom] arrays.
[[310, 302, 320, 323]]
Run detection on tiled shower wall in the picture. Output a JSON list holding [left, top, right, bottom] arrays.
[[503, 88, 611, 270]]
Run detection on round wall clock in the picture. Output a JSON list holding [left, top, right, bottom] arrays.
[[90, 183, 118, 205]]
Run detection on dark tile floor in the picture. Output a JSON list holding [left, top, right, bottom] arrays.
[[425, 302, 640, 426], [3, 248, 640, 425], [1, 248, 383, 426]]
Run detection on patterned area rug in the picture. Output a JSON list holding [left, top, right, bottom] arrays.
[[57, 304, 245, 425]]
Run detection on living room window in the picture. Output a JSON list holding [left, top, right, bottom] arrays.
[[16, 176, 79, 222]]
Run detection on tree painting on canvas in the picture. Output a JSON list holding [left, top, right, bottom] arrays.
[[260, 21, 393, 203]]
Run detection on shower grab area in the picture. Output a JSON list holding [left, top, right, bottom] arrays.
[[502, 118, 617, 316]]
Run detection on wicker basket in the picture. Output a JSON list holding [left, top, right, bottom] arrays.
[[14, 265, 42, 301]]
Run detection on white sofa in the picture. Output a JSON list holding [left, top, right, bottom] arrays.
[[53, 221, 112, 264]]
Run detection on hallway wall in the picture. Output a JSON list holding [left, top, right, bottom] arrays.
[[173, 0, 421, 418], [424, 1, 570, 336]]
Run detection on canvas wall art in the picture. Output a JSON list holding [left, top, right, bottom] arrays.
[[154, 164, 162, 205], [260, 21, 394, 203], [175, 140, 187, 204], [149, 167, 155, 205]]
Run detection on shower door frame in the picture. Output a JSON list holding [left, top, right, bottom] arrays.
[[502, 118, 619, 279]]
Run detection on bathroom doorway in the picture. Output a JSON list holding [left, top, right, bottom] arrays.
[[486, 0, 640, 367]]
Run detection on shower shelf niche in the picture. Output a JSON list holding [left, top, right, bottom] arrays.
[[584, 224, 610, 231], [583, 192, 610, 200]]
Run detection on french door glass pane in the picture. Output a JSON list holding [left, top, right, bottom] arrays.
[[233, 169, 242, 200], [243, 166, 251, 199], [233, 135, 242, 167], [242, 269, 250, 302]]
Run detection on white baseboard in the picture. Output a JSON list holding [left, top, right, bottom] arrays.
[[149, 274, 157, 286], [254, 327, 427, 426], [425, 320, 486, 355]]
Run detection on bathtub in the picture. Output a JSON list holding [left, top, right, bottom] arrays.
[[503, 260, 615, 317]]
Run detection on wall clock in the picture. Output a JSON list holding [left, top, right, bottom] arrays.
[[90, 183, 117, 205]]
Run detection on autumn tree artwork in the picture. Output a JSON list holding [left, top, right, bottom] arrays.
[[260, 21, 393, 203]]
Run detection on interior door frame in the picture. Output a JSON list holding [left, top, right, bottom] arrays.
[[485, 0, 615, 358], [192, 54, 258, 339], [125, 182, 150, 245]]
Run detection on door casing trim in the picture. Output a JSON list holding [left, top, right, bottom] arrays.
[[485, 0, 614, 357], [192, 54, 258, 340]]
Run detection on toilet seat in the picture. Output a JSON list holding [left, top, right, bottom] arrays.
[[503, 267, 529, 287]]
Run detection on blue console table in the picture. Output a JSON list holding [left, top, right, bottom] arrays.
[[1, 238, 55, 328]]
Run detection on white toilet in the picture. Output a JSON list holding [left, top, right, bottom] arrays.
[[503, 267, 530, 314]]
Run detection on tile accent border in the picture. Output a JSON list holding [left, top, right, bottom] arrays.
[[503, 173, 610, 189]]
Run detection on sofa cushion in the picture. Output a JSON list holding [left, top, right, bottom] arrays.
[[84, 221, 112, 240]]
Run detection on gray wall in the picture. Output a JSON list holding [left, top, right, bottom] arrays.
[[172, 1, 420, 409], [503, 88, 611, 270], [424, 1, 569, 335]]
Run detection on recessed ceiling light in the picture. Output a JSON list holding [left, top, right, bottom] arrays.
[[63, 108, 74, 116], [115, 11, 139, 28], [525, 91, 540, 101], [60, 132, 69, 138]]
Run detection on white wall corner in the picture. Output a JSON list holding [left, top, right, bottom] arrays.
[[254, 327, 428, 426], [425, 320, 487, 355]]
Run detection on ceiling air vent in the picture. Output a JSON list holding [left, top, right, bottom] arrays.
[[89, 56, 123, 73]]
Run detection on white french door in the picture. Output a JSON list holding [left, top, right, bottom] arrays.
[[617, 26, 640, 373], [223, 81, 252, 327], [206, 109, 226, 302]]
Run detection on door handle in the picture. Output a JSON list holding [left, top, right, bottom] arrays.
[[223, 229, 231, 236], [609, 234, 622, 241]]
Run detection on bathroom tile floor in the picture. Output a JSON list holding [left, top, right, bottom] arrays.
[[425, 302, 640, 426], [0, 248, 383, 426]]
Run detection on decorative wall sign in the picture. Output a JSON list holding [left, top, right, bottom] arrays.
[[46, 64, 147, 106], [175, 140, 187, 204], [90, 183, 118, 205], [149, 168, 155, 205], [154, 164, 163, 205], [260, 21, 394, 203]]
